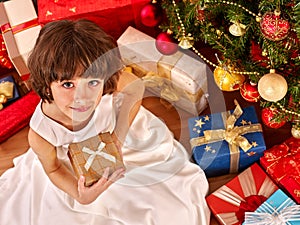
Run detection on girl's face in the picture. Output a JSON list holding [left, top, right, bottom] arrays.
[[50, 76, 104, 125]]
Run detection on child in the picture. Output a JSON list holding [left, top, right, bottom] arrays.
[[0, 19, 210, 225]]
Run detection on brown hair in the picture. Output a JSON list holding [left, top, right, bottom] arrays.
[[27, 19, 123, 103]]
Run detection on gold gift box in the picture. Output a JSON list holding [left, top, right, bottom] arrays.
[[68, 132, 125, 187]]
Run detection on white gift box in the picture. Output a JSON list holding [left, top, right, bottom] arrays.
[[0, 0, 41, 82], [117, 26, 209, 115]]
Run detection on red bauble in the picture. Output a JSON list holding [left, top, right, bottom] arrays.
[[240, 81, 260, 102], [155, 32, 178, 55], [261, 107, 286, 129], [260, 10, 290, 41], [140, 3, 162, 27]]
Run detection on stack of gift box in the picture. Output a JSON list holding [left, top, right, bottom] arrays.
[[188, 99, 300, 224], [1, 0, 300, 223]]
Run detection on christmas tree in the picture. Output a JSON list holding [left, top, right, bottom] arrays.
[[159, 0, 300, 138]]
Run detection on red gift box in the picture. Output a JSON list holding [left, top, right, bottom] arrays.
[[206, 163, 278, 225], [38, 0, 150, 40], [260, 136, 300, 204], [0, 90, 40, 143]]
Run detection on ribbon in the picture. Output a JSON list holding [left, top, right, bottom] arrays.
[[244, 202, 300, 225], [82, 142, 116, 171], [127, 52, 204, 104], [1, 18, 39, 35]]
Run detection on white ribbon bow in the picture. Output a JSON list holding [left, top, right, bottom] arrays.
[[82, 142, 116, 171], [244, 205, 300, 225]]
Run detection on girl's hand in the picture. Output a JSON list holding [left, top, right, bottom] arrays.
[[77, 167, 125, 204]]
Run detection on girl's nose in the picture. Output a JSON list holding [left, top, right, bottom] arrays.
[[74, 81, 88, 103]]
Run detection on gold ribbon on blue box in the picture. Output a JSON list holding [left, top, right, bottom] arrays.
[[188, 100, 266, 177]]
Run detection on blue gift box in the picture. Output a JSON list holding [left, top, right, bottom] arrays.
[[188, 102, 266, 177], [0, 75, 20, 104], [243, 189, 300, 224]]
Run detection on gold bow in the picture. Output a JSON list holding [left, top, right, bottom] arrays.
[[0, 81, 14, 98], [0, 81, 14, 105], [142, 72, 180, 102]]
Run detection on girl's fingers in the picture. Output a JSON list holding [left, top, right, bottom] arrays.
[[107, 168, 125, 183], [78, 175, 86, 192]]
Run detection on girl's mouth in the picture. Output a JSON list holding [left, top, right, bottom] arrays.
[[71, 106, 92, 112]]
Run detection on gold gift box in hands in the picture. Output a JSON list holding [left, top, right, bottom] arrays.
[[68, 132, 125, 186]]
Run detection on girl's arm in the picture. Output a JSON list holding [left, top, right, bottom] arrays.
[[112, 71, 145, 149], [28, 128, 124, 204]]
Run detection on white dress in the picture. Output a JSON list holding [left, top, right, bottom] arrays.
[[0, 93, 210, 225]]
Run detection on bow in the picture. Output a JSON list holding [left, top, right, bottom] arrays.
[[142, 73, 180, 102], [244, 203, 300, 225], [82, 142, 116, 171]]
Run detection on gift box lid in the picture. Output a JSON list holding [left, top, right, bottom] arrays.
[[260, 136, 300, 204], [188, 104, 266, 177], [68, 132, 125, 186], [206, 163, 278, 225], [243, 189, 300, 225]]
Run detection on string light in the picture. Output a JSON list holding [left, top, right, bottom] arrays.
[[171, 0, 260, 76]]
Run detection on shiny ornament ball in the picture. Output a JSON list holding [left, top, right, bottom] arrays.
[[140, 3, 162, 27], [155, 32, 178, 55], [213, 65, 245, 91], [240, 81, 260, 102], [261, 107, 286, 129], [291, 126, 300, 139], [258, 70, 288, 102], [260, 10, 290, 41]]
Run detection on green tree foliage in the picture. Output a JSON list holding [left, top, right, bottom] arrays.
[[161, 0, 300, 125]]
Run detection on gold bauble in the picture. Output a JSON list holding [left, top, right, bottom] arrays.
[[213, 66, 245, 91], [291, 126, 300, 139], [229, 22, 246, 36], [257, 69, 288, 102]]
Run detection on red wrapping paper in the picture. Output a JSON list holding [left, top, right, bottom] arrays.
[[0, 91, 40, 143], [206, 163, 278, 225], [38, 0, 150, 40], [260, 136, 300, 204]]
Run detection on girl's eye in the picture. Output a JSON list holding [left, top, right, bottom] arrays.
[[62, 81, 74, 89], [88, 80, 101, 87]]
